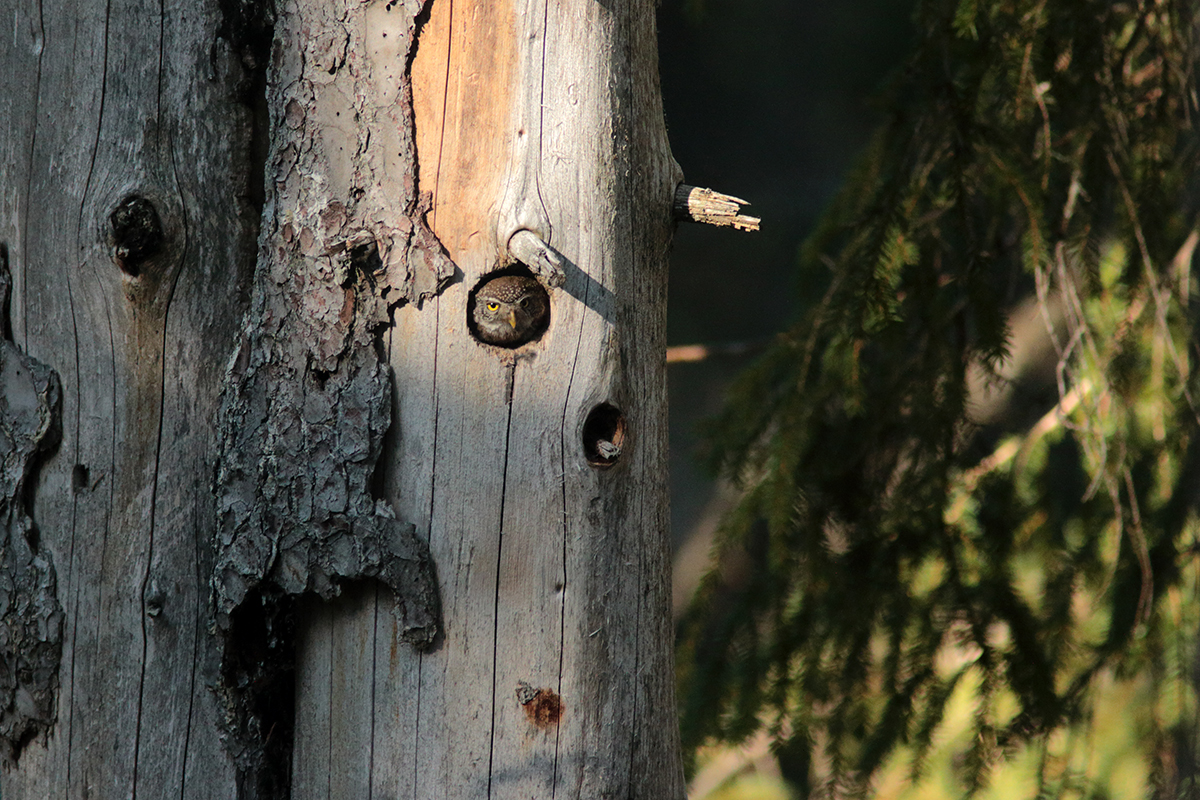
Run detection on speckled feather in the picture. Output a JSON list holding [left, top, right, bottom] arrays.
[[473, 275, 550, 346]]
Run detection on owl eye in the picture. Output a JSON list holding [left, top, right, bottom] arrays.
[[486, 301, 501, 312]]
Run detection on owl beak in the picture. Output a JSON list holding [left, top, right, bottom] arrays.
[[507, 310, 518, 329]]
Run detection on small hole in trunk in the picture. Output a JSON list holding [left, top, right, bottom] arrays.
[[582, 403, 626, 468]]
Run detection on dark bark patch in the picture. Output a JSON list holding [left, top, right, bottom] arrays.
[[209, 1, 454, 791], [0, 254, 64, 767], [215, 0, 275, 74], [216, 589, 296, 800], [212, 255, 441, 797]]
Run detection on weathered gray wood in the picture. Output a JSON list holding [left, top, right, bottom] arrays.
[[0, 0, 258, 792], [293, 595, 334, 799], [365, 302, 439, 797], [0, 0, 63, 782], [1, 0, 102, 790], [293, 583, 377, 798], [411, 296, 513, 800], [627, 9, 690, 789]]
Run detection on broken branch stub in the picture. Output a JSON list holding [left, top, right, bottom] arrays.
[[672, 183, 761, 231], [508, 229, 566, 288]]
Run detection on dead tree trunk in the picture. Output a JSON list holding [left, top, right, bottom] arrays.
[[0, 0, 684, 796]]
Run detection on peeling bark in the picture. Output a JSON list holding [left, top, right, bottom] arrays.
[[0, 257, 63, 767], [210, 0, 449, 792]]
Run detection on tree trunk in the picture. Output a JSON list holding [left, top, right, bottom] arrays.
[[0, 0, 684, 796]]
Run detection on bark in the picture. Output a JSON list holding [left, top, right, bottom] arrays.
[[0, 0, 685, 795], [208, 2, 448, 791], [0, 262, 63, 767]]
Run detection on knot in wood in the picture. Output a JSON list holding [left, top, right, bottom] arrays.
[[110, 195, 164, 276]]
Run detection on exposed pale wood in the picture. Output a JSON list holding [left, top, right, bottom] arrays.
[[293, 583, 382, 798], [673, 183, 762, 231], [410, 0, 516, 247], [367, 300, 438, 798], [411, 294, 512, 800], [327, 588, 378, 795], [359, 1, 526, 797]]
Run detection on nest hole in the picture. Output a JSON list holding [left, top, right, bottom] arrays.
[[467, 263, 550, 349], [582, 403, 626, 468]]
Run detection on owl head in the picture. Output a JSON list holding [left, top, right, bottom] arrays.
[[470, 274, 550, 347]]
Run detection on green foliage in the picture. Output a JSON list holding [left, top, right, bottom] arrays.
[[678, 0, 1200, 795]]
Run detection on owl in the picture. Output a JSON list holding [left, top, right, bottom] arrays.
[[472, 275, 550, 347]]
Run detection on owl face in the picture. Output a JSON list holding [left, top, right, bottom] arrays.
[[471, 274, 550, 347]]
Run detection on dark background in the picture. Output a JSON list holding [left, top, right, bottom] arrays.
[[657, 0, 914, 580]]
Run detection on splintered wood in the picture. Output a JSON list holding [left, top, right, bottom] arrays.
[[673, 183, 761, 231]]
